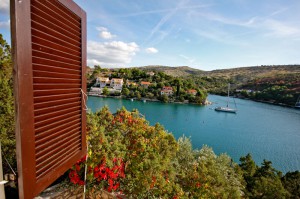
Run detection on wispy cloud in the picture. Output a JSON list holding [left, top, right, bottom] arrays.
[[145, 47, 158, 54], [0, 0, 9, 15], [142, 1, 213, 46], [87, 41, 139, 67], [179, 54, 195, 63], [0, 19, 9, 29], [117, 3, 214, 17], [96, 27, 116, 39], [263, 19, 300, 37]]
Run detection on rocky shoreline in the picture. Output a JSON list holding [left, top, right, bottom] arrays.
[[88, 92, 212, 106]]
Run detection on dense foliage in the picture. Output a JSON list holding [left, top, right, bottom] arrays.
[[0, 34, 16, 173], [70, 107, 299, 198], [88, 66, 208, 104]]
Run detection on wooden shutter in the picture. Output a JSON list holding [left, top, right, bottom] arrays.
[[11, 0, 87, 198]]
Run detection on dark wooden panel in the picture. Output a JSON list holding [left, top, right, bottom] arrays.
[[35, 121, 81, 141], [35, 125, 81, 150], [31, 12, 81, 41], [30, 4, 80, 37], [32, 36, 80, 57], [33, 70, 81, 79], [34, 96, 81, 108], [32, 43, 81, 62], [32, 50, 81, 66], [31, 28, 80, 53], [31, 21, 80, 47], [12, 0, 87, 198], [32, 63, 81, 75], [34, 101, 81, 115], [32, 0, 81, 31], [36, 145, 80, 179]]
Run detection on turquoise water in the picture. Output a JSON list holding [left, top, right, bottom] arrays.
[[87, 95, 300, 173]]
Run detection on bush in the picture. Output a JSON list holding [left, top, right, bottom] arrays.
[[70, 107, 246, 198]]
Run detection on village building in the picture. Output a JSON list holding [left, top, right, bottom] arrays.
[[110, 78, 124, 90], [161, 86, 174, 96], [126, 80, 137, 87], [95, 77, 110, 88], [140, 81, 151, 89], [146, 71, 155, 76], [187, 89, 197, 96]]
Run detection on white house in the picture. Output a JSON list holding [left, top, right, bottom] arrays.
[[96, 77, 110, 88], [110, 78, 124, 90], [161, 86, 173, 96]]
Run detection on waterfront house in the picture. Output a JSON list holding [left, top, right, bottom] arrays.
[[161, 86, 174, 96], [140, 81, 151, 89], [96, 77, 110, 88], [146, 71, 155, 76], [187, 89, 197, 96], [111, 78, 124, 90], [126, 80, 137, 87]]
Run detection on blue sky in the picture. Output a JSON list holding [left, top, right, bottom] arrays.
[[1, 0, 300, 70]]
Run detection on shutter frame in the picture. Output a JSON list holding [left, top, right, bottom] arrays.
[[11, 0, 87, 198]]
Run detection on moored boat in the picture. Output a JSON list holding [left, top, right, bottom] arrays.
[[215, 84, 237, 113]]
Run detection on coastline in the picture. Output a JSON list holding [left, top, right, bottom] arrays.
[[88, 92, 211, 106]]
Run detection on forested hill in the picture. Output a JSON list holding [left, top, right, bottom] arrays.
[[139, 65, 300, 106], [140, 65, 300, 83]]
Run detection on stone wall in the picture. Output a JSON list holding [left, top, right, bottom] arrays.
[[35, 185, 122, 199]]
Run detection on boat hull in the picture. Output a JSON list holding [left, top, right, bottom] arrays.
[[215, 107, 237, 113]]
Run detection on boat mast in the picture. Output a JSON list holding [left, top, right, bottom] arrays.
[[227, 83, 230, 107]]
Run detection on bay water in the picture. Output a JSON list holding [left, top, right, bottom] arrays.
[[87, 95, 300, 173]]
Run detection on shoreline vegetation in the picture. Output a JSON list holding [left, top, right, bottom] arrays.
[[87, 65, 300, 108], [68, 106, 300, 198], [88, 91, 212, 106]]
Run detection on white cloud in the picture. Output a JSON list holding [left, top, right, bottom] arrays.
[[145, 47, 158, 54], [96, 27, 116, 39], [0, 20, 9, 29], [0, 0, 9, 14], [263, 19, 300, 37], [87, 40, 139, 67]]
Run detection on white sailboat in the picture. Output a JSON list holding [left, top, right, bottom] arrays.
[[295, 96, 300, 108], [215, 84, 237, 113]]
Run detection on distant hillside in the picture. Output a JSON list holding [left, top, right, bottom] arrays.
[[139, 65, 300, 83], [139, 65, 300, 106], [139, 65, 205, 77]]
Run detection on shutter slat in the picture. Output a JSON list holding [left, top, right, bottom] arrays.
[[34, 96, 81, 108], [33, 70, 81, 80], [33, 84, 81, 90], [35, 132, 80, 162], [35, 110, 81, 128], [32, 43, 81, 62], [32, 31, 80, 55], [31, 10, 81, 41], [36, 141, 81, 170], [34, 101, 81, 115], [33, 50, 81, 66], [33, 77, 81, 84], [35, 117, 81, 135], [31, 21, 80, 48], [35, 124, 81, 148], [34, 93, 81, 103], [36, 146, 80, 179], [35, 121, 81, 141], [33, 63, 81, 75], [34, 89, 80, 97], [32, 0, 80, 32]]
